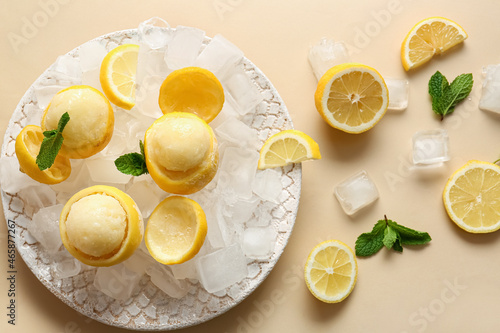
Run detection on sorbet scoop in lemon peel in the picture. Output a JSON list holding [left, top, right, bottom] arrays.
[[314, 63, 388, 134], [144, 112, 219, 195], [59, 185, 144, 267], [41, 85, 114, 159], [158, 67, 225, 123], [145, 196, 207, 265]]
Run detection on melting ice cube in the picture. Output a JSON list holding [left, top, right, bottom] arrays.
[[0, 156, 40, 193], [126, 180, 165, 218], [214, 117, 259, 150], [34, 85, 65, 109], [252, 169, 282, 203], [138, 17, 172, 50], [94, 263, 143, 300], [386, 78, 409, 111], [195, 34, 244, 78], [19, 185, 57, 217], [52, 250, 81, 279], [217, 147, 259, 200], [86, 158, 132, 184], [223, 66, 263, 116], [479, 64, 500, 113], [196, 244, 248, 293], [308, 38, 350, 81], [79, 40, 108, 72], [146, 264, 190, 299], [412, 129, 450, 166], [334, 170, 379, 215]]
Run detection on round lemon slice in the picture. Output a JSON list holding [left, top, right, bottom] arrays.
[[304, 240, 358, 303], [258, 129, 321, 169], [144, 112, 219, 195], [59, 185, 144, 267], [100, 44, 139, 110], [443, 160, 500, 233], [145, 196, 207, 265], [158, 67, 224, 123], [41, 85, 114, 159], [15, 125, 71, 184], [401, 17, 468, 71], [314, 63, 388, 134]]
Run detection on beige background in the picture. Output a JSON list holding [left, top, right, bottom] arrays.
[[2, 0, 500, 332]]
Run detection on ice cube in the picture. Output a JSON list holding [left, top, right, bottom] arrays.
[[334, 170, 379, 215], [0, 156, 40, 193], [223, 66, 263, 116], [214, 117, 259, 150], [138, 17, 172, 50], [19, 185, 57, 217], [386, 78, 409, 111], [209, 98, 241, 129], [28, 204, 64, 253], [195, 34, 244, 78], [308, 38, 350, 80], [24, 103, 44, 126], [253, 169, 282, 203], [170, 259, 199, 281], [50, 160, 91, 194], [136, 45, 170, 96], [81, 67, 103, 92], [412, 129, 450, 166], [79, 40, 108, 72], [203, 203, 226, 249], [146, 264, 190, 299], [99, 130, 127, 157], [479, 64, 500, 113], [53, 54, 82, 81], [94, 263, 143, 301], [134, 75, 165, 119], [122, 246, 156, 275], [242, 227, 277, 259], [247, 202, 273, 227], [86, 158, 132, 184], [126, 180, 165, 218], [225, 197, 259, 224], [165, 26, 205, 70], [34, 85, 64, 109], [52, 250, 82, 279], [196, 244, 248, 293], [217, 147, 259, 199]]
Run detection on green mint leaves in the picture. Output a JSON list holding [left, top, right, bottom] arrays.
[[428, 71, 473, 120], [36, 112, 70, 171], [355, 215, 431, 257], [114, 141, 149, 176]]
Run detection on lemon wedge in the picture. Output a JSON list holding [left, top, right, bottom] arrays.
[[145, 196, 207, 265], [443, 160, 500, 233], [314, 63, 388, 134], [401, 17, 467, 71], [258, 129, 321, 169], [100, 44, 139, 110], [304, 240, 358, 303]]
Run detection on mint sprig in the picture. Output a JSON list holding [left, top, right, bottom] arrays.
[[36, 112, 70, 170], [355, 215, 431, 257], [428, 71, 473, 120], [114, 141, 148, 176]]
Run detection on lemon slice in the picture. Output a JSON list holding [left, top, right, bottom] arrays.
[[144, 112, 219, 195], [41, 85, 114, 159], [258, 129, 321, 169], [443, 160, 500, 233], [401, 17, 468, 71], [304, 240, 358, 303], [158, 67, 224, 123], [100, 44, 139, 110], [145, 196, 207, 265], [60, 185, 144, 267], [314, 63, 388, 134], [15, 125, 71, 185]]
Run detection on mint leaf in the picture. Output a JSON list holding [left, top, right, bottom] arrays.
[[428, 71, 473, 120], [428, 71, 449, 115], [115, 153, 148, 176], [35, 112, 70, 171], [355, 220, 386, 256], [393, 233, 403, 252], [383, 225, 397, 249], [387, 220, 431, 245], [140, 140, 145, 157]]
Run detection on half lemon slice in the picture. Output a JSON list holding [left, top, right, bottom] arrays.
[[258, 129, 321, 169], [401, 17, 467, 71], [100, 44, 139, 110]]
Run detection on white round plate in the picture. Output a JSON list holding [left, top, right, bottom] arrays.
[[1, 28, 301, 330]]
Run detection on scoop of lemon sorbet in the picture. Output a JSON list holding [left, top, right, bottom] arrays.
[[151, 116, 211, 172], [65, 194, 127, 258]]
